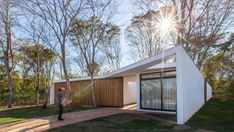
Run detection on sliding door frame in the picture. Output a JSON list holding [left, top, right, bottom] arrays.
[[140, 70, 176, 112]]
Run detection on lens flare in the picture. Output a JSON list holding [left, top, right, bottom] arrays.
[[155, 6, 178, 36], [156, 16, 177, 36]]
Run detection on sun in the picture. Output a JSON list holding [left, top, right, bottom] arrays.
[[160, 18, 173, 33], [155, 7, 178, 36], [156, 16, 177, 36]]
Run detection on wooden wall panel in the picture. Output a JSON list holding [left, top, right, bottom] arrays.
[[54, 77, 123, 107]]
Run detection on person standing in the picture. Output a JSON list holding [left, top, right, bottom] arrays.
[[58, 88, 64, 121]]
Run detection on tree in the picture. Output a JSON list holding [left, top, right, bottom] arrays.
[[0, 0, 17, 108], [19, 44, 57, 105], [202, 33, 234, 96], [126, 0, 179, 61], [126, 10, 163, 61], [73, 24, 120, 76], [130, 0, 234, 68], [42, 48, 57, 108], [0, 58, 7, 105], [102, 25, 121, 71], [22, 0, 88, 103], [170, 0, 234, 69], [70, 0, 119, 106]]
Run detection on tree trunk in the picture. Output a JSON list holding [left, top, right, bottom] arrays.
[[36, 47, 40, 105], [65, 77, 71, 100], [90, 75, 97, 107], [3, 14, 13, 108], [42, 97, 48, 108], [7, 68, 13, 108], [63, 59, 71, 101], [4, 47, 13, 108], [61, 43, 71, 102], [42, 89, 49, 108], [36, 88, 40, 105], [36, 70, 40, 105]]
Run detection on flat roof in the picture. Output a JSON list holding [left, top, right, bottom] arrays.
[[54, 46, 179, 83], [104, 46, 177, 78]]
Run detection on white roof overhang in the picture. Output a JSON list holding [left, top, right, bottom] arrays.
[[54, 46, 179, 83], [104, 46, 178, 78]]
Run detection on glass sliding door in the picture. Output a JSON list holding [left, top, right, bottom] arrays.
[[140, 71, 176, 111], [162, 78, 176, 110], [141, 79, 161, 109]]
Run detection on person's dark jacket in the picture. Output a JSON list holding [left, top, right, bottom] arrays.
[[58, 91, 63, 105]]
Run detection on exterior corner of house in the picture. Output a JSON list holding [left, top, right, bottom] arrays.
[[136, 74, 141, 110], [50, 83, 55, 105], [175, 45, 184, 125]]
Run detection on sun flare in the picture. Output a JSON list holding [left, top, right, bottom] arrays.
[[155, 6, 178, 36], [156, 16, 177, 36]]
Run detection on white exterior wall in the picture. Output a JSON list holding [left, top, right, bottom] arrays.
[[123, 76, 137, 105], [207, 82, 212, 100], [176, 46, 212, 124], [136, 74, 141, 110], [50, 84, 55, 105]]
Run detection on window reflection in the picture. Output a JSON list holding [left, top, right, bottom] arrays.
[[140, 71, 176, 111], [163, 78, 176, 110], [141, 79, 161, 109]]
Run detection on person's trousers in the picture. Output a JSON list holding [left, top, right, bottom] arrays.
[[58, 104, 63, 120]]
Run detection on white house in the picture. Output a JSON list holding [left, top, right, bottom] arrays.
[[50, 46, 212, 124]]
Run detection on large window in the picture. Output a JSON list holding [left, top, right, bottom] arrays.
[[140, 71, 176, 111], [162, 78, 176, 110], [141, 79, 161, 109]]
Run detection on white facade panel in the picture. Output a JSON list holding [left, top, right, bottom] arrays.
[[136, 74, 141, 110], [207, 82, 212, 100], [123, 76, 137, 105], [176, 47, 206, 124], [50, 84, 55, 105]]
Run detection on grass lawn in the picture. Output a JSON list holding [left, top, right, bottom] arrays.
[[49, 113, 176, 132], [49, 98, 234, 132], [187, 98, 234, 131], [0, 105, 94, 124], [146, 113, 176, 122]]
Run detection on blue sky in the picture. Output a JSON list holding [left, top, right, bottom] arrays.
[[15, 0, 234, 71], [115, 0, 136, 67], [115, 0, 234, 68]]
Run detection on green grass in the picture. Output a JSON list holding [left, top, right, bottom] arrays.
[[0, 105, 94, 124], [187, 98, 234, 131], [49, 98, 234, 132], [49, 113, 176, 132], [146, 113, 176, 122]]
